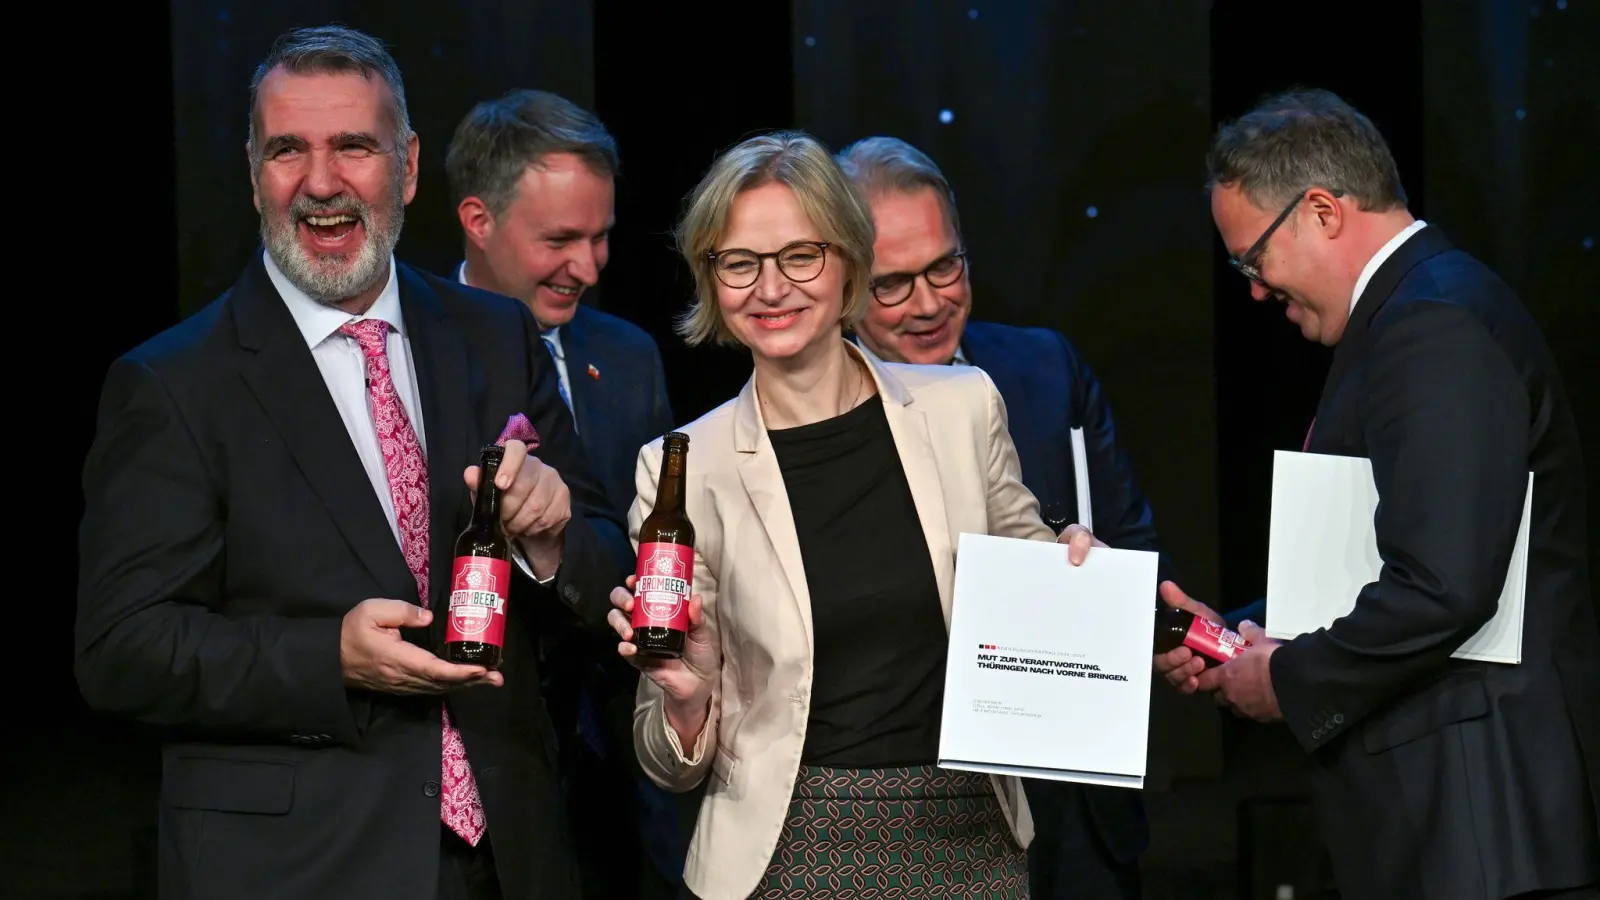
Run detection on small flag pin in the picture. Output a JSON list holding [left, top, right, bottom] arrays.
[[587, 364, 600, 379]]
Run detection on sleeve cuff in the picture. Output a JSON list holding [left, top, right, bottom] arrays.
[[662, 700, 712, 766], [511, 542, 557, 585]]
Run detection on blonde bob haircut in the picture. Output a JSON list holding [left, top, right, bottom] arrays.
[[674, 130, 877, 347]]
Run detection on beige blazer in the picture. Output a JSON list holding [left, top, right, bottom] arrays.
[[627, 341, 1055, 900]]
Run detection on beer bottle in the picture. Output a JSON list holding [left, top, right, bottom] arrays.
[[445, 444, 512, 669], [632, 432, 695, 659], [1153, 603, 1250, 668]]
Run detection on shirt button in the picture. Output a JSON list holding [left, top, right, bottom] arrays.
[[423, 781, 440, 798]]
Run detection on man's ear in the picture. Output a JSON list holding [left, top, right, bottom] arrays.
[[1305, 187, 1345, 239], [247, 142, 261, 212], [458, 197, 495, 249]]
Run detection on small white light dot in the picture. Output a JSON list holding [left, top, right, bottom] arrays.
[[939, 109, 955, 124], [1583, 236, 1595, 250], [968, 7, 979, 18], [805, 35, 816, 47], [1085, 206, 1099, 218], [1515, 107, 1527, 120]]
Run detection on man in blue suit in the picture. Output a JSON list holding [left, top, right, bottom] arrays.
[[838, 136, 1168, 900], [445, 89, 680, 900]]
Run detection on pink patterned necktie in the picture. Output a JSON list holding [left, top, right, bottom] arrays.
[[338, 319, 487, 846]]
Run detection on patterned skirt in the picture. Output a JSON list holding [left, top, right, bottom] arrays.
[[751, 764, 1030, 899]]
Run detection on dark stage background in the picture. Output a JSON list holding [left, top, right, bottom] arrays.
[[14, 1, 1595, 897]]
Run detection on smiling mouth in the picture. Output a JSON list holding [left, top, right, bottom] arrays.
[[301, 213, 360, 243], [542, 283, 582, 299], [904, 320, 949, 342], [751, 309, 804, 328]]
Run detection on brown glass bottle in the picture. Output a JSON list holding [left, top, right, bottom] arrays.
[[1153, 603, 1250, 668], [445, 444, 511, 669], [632, 433, 695, 660]]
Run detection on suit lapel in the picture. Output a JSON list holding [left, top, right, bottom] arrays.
[[731, 377, 816, 652], [560, 309, 597, 439], [877, 382, 957, 625], [231, 254, 413, 595], [396, 265, 476, 615], [1314, 225, 1455, 425]]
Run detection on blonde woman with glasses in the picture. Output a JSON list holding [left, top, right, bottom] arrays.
[[605, 130, 1101, 900]]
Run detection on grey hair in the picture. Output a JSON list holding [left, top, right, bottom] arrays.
[[247, 25, 413, 172], [1206, 88, 1407, 212], [835, 136, 963, 239], [444, 89, 620, 218]]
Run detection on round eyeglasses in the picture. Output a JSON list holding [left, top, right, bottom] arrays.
[[707, 241, 830, 289], [870, 252, 967, 306]]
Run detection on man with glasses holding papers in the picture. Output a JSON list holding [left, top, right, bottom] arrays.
[[1158, 88, 1600, 900]]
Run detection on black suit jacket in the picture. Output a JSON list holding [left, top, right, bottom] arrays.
[[1269, 226, 1600, 899], [74, 254, 633, 900], [960, 320, 1167, 871]]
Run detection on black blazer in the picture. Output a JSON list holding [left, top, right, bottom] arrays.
[[959, 320, 1167, 871], [74, 254, 633, 900], [1269, 226, 1600, 899]]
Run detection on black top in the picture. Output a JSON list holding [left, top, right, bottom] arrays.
[[767, 394, 948, 768]]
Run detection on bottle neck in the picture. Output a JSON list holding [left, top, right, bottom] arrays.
[[654, 448, 687, 515], [475, 457, 504, 524]]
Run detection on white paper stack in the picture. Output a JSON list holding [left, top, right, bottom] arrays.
[[938, 533, 1160, 789]]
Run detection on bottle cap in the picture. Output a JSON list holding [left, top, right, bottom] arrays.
[[665, 431, 690, 444]]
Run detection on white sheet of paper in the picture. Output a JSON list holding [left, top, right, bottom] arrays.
[[938, 532, 1159, 789], [1265, 450, 1531, 664]]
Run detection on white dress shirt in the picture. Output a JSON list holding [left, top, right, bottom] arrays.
[[265, 250, 546, 582], [266, 250, 424, 547], [1351, 219, 1428, 313]]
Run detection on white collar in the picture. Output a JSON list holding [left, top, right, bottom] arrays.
[[264, 250, 404, 349], [1351, 219, 1427, 313], [457, 259, 563, 352]]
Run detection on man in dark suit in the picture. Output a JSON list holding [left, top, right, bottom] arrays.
[[74, 26, 631, 900], [1163, 88, 1600, 900], [838, 136, 1167, 900], [445, 90, 681, 899]]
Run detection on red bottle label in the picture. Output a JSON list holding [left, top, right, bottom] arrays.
[[1184, 616, 1251, 664], [632, 542, 693, 632], [445, 556, 511, 648]]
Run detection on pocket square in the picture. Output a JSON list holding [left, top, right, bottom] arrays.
[[496, 413, 540, 449]]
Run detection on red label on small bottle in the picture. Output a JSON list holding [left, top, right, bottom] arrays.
[[632, 542, 693, 632], [1184, 617, 1251, 664], [445, 556, 511, 648]]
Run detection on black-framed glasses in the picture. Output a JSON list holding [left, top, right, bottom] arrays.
[[707, 241, 830, 289], [870, 251, 968, 306], [1228, 188, 1344, 286]]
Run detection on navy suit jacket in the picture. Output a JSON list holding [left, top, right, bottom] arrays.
[[1265, 226, 1600, 899], [557, 304, 675, 518], [543, 302, 687, 886], [906, 320, 1168, 867]]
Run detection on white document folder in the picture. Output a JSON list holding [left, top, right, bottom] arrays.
[[938, 532, 1159, 789], [1265, 450, 1532, 664]]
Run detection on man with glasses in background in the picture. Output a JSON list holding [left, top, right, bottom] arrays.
[[838, 135, 1174, 900], [1159, 88, 1599, 900]]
